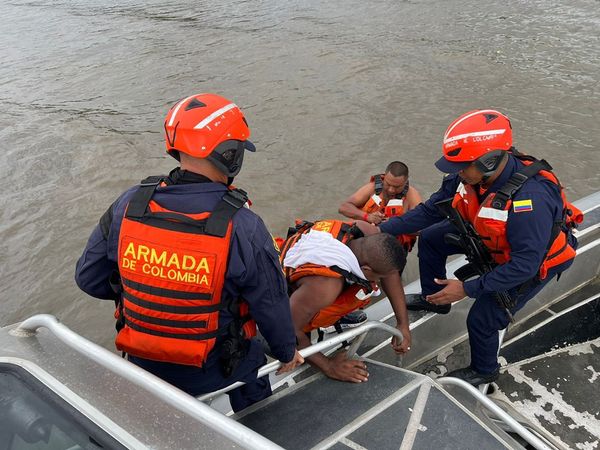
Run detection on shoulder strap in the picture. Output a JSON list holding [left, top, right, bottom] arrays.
[[287, 220, 314, 239], [397, 179, 409, 199], [124, 177, 245, 237], [329, 265, 372, 292], [336, 222, 354, 243], [491, 159, 553, 210], [373, 174, 384, 196], [125, 176, 166, 219], [99, 199, 118, 240], [204, 188, 249, 237]]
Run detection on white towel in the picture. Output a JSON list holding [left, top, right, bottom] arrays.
[[283, 230, 367, 281]]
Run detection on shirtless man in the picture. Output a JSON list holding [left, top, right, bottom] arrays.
[[339, 161, 422, 225], [280, 220, 411, 382]]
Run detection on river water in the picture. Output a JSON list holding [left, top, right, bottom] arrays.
[[1, 0, 599, 348]]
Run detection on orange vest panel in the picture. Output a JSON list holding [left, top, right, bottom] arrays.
[[116, 197, 255, 367], [302, 285, 371, 332]]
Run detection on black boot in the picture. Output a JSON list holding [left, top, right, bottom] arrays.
[[405, 293, 451, 314], [446, 366, 499, 386]]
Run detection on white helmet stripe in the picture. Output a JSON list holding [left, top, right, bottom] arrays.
[[194, 103, 237, 130], [167, 95, 198, 127], [444, 109, 502, 140], [443, 129, 505, 145]]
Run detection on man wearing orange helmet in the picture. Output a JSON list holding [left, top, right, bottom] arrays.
[[75, 93, 303, 411], [377, 110, 581, 386]]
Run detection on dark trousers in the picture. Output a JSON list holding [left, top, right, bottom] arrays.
[[417, 220, 569, 374], [129, 338, 271, 412]]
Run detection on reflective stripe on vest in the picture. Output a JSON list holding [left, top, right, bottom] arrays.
[[387, 198, 404, 207], [478, 207, 508, 222]]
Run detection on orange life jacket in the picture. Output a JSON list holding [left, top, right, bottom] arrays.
[[362, 174, 416, 251], [279, 219, 375, 332], [362, 174, 408, 215], [115, 177, 256, 367], [452, 155, 583, 280]]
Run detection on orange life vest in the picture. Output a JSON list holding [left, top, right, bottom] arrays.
[[362, 174, 416, 251], [279, 219, 375, 332], [452, 156, 583, 280], [362, 174, 408, 215], [115, 177, 256, 367]]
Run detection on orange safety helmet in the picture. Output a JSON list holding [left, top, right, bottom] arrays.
[[435, 109, 512, 174], [164, 93, 256, 177]]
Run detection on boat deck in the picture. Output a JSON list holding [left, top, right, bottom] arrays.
[[412, 276, 600, 449], [1, 193, 598, 449], [494, 338, 600, 449], [237, 360, 515, 449]]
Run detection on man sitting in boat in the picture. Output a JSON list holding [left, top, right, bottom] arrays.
[[339, 161, 422, 251], [375, 110, 582, 387], [75, 93, 303, 412], [279, 219, 411, 383]]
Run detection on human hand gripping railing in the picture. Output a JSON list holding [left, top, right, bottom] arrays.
[[197, 320, 403, 402]]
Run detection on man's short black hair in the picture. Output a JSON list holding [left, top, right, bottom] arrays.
[[385, 161, 409, 178], [362, 233, 407, 275]]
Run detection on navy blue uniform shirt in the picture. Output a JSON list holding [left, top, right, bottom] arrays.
[[75, 173, 297, 366], [380, 155, 572, 298]]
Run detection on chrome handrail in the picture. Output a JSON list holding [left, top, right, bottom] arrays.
[[13, 314, 283, 450], [197, 321, 403, 402], [437, 377, 553, 450]]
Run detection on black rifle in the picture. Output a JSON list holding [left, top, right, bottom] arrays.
[[435, 198, 515, 322]]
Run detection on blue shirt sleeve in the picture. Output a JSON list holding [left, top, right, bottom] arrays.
[[228, 213, 297, 363], [74, 194, 129, 301], [74, 223, 119, 300], [463, 180, 560, 298], [379, 174, 458, 235]]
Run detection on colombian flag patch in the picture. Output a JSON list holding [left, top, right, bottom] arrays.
[[513, 199, 533, 213]]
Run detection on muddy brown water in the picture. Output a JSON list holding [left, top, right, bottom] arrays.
[[1, 0, 598, 348]]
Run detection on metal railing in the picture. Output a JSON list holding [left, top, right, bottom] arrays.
[[437, 377, 554, 450], [197, 320, 403, 402], [13, 314, 283, 450], [11, 315, 563, 449]]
